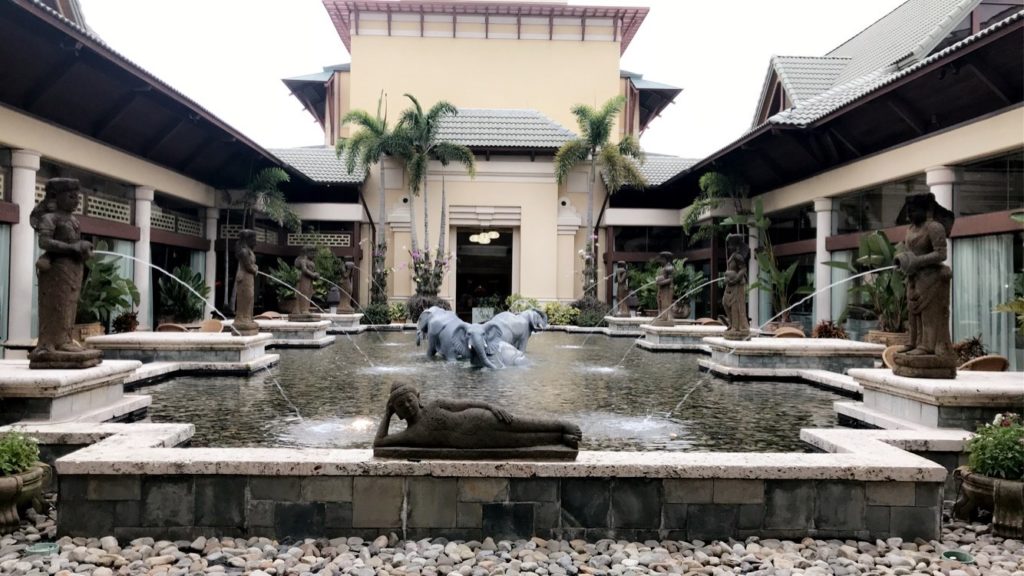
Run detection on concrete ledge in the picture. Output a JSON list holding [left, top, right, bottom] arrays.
[[849, 368, 1024, 406], [268, 336, 336, 349], [705, 337, 884, 356], [637, 340, 711, 353], [88, 333, 273, 350], [0, 360, 141, 398], [797, 370, 862, 395], [834, 401, 933, 431]]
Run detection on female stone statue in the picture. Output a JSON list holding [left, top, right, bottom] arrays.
[[892, 193, 956, 378], [653, 251, 675, 326], [614, 261, 630, 317], [337, 259, 356, 314], [29, 178, 101, 368], [233, 229, 259, 336], [292, 245, 320, 320], [722, 233, 750, 340], [374, 382, 582, 457]]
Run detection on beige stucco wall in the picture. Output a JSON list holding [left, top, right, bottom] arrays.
[[758, 106, 1024, 213], [0, 104, 217, 206], [347, 35, 622, 138]]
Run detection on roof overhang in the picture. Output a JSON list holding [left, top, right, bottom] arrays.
[[621, 70, 681, 133], [322, 0, 648, 55], [0, 0, 292, 190], [282, 64, 349, 128], [663, 16, 1023, 197]]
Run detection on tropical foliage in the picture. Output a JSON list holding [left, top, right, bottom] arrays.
[[555, 96, 645, 298], [543, 302, 579, 326], [681, 172, 747, 243], [360, 302, 391, 325], [968, 413, 1024, 480], [826, 230, 908, 333], [628, 259, 706, 312], [0, 432, 39, 476], [157, 265, 210, 324], [505, 294, 541, 313], [237, 167, 300, 231], [76, 243, 141, 327], [267, 259, 301, 303], [338, 93, 402, 305]]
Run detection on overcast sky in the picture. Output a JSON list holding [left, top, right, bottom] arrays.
[[78, 0, 906, 160]]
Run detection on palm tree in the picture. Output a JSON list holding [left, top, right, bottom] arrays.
[[240, 167, 300, 231], [338, 95, 404, 304], [555, 95, 645, 299], [397, 94, 476, 294]]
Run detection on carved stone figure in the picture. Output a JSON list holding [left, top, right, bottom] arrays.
[[337, 259, 356, 314], [29, 178, 102, 369], [722, 233, 751, 340], [483, 309, 548, 352], [614, 261, 630, 317], [892, 193, 957, 378], [652, 252, 675, 326], [233, 229, 259, 336], [416, 305, 450, 347], [424, 313, 503, 369], [291, 245, 320, 322], [373, 382, 581, 459]]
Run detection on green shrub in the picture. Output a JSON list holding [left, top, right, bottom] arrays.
[[572, 296, 609, 327], [389, 302, 409, 323], [157, 265, 210, 323], [268, 259, 301, 302], [968, 413, 1024, 480], [407, 294, 450, 324], [544, 302, 579, 326], [811, 320, 847, 339], [360, 302, 391, 325], [77, 241, 140, 327], [506, 293, 540, 313], [0, 432, 40, 475]]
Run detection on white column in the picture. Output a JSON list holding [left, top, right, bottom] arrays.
[[813, 197, 835, 324], [747, 232, 759, 328], [134, 186, 154, 330], [925, 166, 959, 267], [9, 150, 41, 346], [204, 208, 219, 318]]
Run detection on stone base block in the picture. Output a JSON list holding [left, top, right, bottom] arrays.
[[288, 313, 320, 323], [87, 333, 274, 365], [257, 320, 335, 348], [28, 348, 102, 370], [320, 313, 365, 334], [639, 325, 727, 351], [232, 320, 259, 337], [704, 337, 883, 376], [602, 316, 653, 336], [0, 360, 145, 423], [892, 352, 957, 379]]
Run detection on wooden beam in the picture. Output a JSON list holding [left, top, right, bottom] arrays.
[[783, 132, 822, 164], [180, 138, 218, 173], [964, 62, 1012, 105], [143, 117, 188, 157], [829, 127, 862, 157], [386, 7, 391, 36], [821, 131, 840, 163], [485, 14, 489, 39], [581, 16, 586, 41], [22, 55, 79, 110], [92, 87, 151, 138], [549, 15, 553, 40], [886, 95, 926, 135]]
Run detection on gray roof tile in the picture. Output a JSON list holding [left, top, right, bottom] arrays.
[[270, 147, 366, 184], [635, 155, 700, 186], [437, 109, 576, 148], [771, 56, 850, 104]]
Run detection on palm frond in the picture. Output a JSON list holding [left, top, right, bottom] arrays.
[[599, 147, 647, 193], [554, 139, 590, 184], [426, 100, 458, 123], [618, 134, 644, 161], [340, 109, 385, 134], [432, 141, 476, 176], [407, 154, 427, 195]]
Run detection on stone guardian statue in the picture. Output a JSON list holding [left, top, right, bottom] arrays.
[[291, 245, 320, 322], [338, 259, 356, 314], [652, 251, 675, 326], [614, 261, 630, 317], [373, 382, 581, 460], [722, 233, 751, 340], [892, 193, 957, 378], [29, 178, 102, 369], [233, 229, 259, 336]]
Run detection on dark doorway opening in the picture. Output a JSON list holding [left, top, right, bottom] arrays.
[[455, 227, 513, 321]]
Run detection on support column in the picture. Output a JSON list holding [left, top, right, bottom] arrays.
[[747, 231, 759, 329], [204, 208, 219, 319], [134, 186, 154, 330], [9, 150, 41, 348], [925, 166, 959, 267], [813, 197, 836, 325]]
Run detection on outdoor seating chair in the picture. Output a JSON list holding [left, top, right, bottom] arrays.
[[155, 323, 188, 332], [199, 319, 223, 333], [958, 354, 1010, 372]]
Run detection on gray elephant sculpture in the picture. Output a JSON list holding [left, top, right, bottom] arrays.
[[483, 309, 548, 351], [487, 340, 528, 368], [423, 313, 503, 369], [416, 305, 450, 347]]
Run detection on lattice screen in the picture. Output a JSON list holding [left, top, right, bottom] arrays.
[[176, 216, 202, 237], [86, 195, 131, 223], [220, 224, 278, 244], [150, 207, 176, 232], [287, 232, 352, 247]]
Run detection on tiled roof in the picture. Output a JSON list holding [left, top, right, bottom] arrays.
[[283, 63, 350, 84], [771, 56, 850, 104], [270, 147, 366, 184], [635, 155, 699, 186], [826, 0, 978, 83], [770, 10, 1023, 127], [437, 109, 576, 149]]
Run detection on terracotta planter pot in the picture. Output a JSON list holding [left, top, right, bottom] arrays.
[[0, 464, 48, 532], [762, 321, 803, 334], [865, 330, 910, 347], [954, 466, 1024, 538], [72, 322, 104, 343]]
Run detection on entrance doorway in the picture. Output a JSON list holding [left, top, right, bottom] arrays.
[[455, 228, 513, 321]]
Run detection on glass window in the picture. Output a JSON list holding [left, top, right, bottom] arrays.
[[956, 150, 1024, 217], [835, 175, 928, 234], [766, 203, 816, 245], [0, 224, 9, 357], [978, 1, 1023, 30], [612, 226, 683, 253], [953, 232, 1023, 369]]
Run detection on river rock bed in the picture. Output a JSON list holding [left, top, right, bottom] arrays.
[[0, 502, 1021, 576]]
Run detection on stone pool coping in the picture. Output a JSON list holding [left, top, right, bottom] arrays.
[[87, 332, 274, 349], [0, 360, 141, 398], [704, 337, 884, 356], [0, 422, 958, 482], [849, 368, 1024, 406]]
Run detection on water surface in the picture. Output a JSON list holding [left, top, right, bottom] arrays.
[[144, 331, 843, 451]]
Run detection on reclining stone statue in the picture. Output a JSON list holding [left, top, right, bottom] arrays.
[[373, 382, 581, 459]]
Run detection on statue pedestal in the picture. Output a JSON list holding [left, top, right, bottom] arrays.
[[320, 313, 366, 334], [603, 316, 653, 336], [0, 360, 149, 424], [700, 337, 883, 379], [28, 349, 102, 370], [892, 352, 957, 379], [636, 324, 727, 352], [256, 319, 335, 348], [86, 333, 278, 374], [287, 313, 321, 323], [232, 319, 259, 337]]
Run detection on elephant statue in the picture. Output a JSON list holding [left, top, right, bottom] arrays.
[[487, 340, 528, 368], [416, 305, 452, 347], [426, 315, 504, 369], [483, 309, 549, 351]]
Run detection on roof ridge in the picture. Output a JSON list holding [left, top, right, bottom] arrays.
[[898, 0, 979, 66], [826, 0, 914, 56]]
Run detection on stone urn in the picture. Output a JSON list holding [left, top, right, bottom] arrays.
[[954, 466, 1024, 538], [865, 330, 910, 347], [0, 464, 48, 532]]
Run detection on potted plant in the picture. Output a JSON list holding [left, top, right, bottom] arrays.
[[628, 261, 659, 316], [111, 310, 139, 334], [268, 259, 301, 314], [389, 302, 409, 324], [157, 265, 210, 324], [826, 230, 908, 346], [75, 243, 140, 340], [672, 259, 706, 319], [954, 412, 1024, 537], [812, 320, 848, 339], [0, 432, 48, 532]]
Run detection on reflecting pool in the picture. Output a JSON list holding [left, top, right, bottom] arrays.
[[144, 331, 844, 452]]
